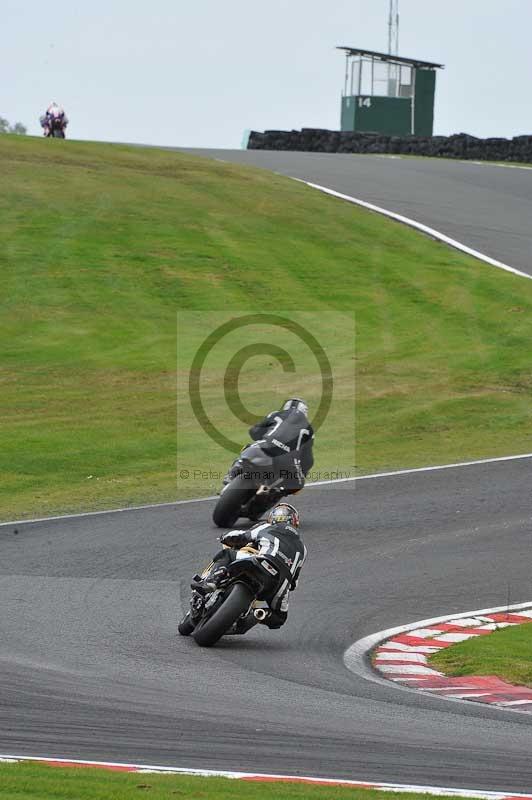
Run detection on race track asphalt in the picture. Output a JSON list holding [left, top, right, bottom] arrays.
[[2, 460, 532, 791], [2, 151, 532, 792]]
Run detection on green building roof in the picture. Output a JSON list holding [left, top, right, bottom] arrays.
[[337, 46, 444, 70]]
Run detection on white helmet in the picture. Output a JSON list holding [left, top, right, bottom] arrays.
[[47, 102, 63, 116], [282, 397, 308, 416]]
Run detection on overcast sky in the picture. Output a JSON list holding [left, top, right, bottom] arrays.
[[4, 0, 532, 148]]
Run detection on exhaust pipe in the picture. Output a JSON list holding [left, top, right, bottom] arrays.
[[254, 608, 270, 622]]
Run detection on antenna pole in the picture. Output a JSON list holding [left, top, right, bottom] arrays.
[[387, 0, 400, 96], [388, 0, 399, 55], [388, 0, 391, 55], [395, 0, 399, 55]]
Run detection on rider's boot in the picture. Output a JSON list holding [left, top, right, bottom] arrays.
[[222, 458, 244, 488], [190, 565, 229, 595]]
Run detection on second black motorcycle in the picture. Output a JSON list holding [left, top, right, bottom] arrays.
[[213, 438, 312, 528], [178, 546, 279, 647]]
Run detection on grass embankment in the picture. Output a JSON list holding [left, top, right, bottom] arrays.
[[430, 622, 532, 687], [0, 763, 486, 800], [2, 135, 532, 520]]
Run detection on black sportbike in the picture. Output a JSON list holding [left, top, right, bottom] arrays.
[[178, 547, 279, 647], [212, 440, 312, 528]]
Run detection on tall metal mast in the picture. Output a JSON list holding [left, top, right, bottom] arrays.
[[387, 0, 399, 95], [388, 0, 399, 56]]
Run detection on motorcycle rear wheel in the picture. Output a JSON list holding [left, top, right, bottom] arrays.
[[212, 475, 255, 528], [193, 582, 254, 647]]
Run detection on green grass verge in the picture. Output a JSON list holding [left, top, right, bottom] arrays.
[[2, 134, 532, 520], [0, 762, 484, 800], [430, 621, 532, 687]]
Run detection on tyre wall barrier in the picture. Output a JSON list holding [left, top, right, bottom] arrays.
[[247, 129, 532, 162]]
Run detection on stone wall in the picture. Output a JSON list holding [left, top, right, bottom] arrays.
[[247, 129, 532, 162]]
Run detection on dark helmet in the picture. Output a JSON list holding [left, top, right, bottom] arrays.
[[268, 502, 300, 529], [282, 397, 308, 416]]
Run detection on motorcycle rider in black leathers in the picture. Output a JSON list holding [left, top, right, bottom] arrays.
[[223, 397, 314, 489], [194, 503, 306, 633]]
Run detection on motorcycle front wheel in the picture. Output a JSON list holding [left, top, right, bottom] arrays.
[[212, 474, 255, 528], [193, 582, 254, 647]]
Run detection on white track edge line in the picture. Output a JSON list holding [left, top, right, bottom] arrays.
[[370, 154, 532, 172], [0, 495, 218, 527], [2, 451, 532, 527], [1, 754, 531, 798], [297, 179, 531, 281], [344, 601, 532, 707], [308, 451, 532, 487], [459, 160, 532, 172]]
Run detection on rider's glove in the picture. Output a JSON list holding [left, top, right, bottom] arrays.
[[220, 531, 248, 548]]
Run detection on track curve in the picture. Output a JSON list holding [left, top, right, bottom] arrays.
[[2, 460, 532, 791], [2, 152, 532, 792], [183, 149, 532, 277]]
